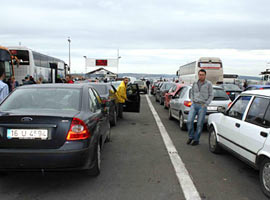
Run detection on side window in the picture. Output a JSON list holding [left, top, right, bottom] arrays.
[[228, 96, 251, 120], [263, 105, 270, 127], [179, 87, 187, 98], [89, 89, 97, 112], [92, 89, 102, 109], [245, 97, 270, 127], [174, 87, 184, 98]]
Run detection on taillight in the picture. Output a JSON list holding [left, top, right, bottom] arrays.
[[184, 101, 192, 107], [228, 102, 232, 108], [226, 92, 230, 95], [66, 118, 90, 141], [259, 88, 264, 90]]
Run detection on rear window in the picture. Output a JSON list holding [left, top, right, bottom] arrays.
[[0, 88, 81, 111], [223, 84, 241, 91], [213, 88, 230, 100], [162, 83, 174, 90], [90, 85, 109, 95]]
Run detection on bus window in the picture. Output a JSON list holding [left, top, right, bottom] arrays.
[[9, 50, 30, 65]]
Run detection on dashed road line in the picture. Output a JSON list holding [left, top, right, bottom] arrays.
[[145, 95, 201, 200]]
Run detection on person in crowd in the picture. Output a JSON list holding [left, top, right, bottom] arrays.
[[37, 77, 43, 84], [29, 76, 36, 84], [117, 77, 129, 118], [23, 76, 31, 85], [186, 69, 213, 146], [146, 80, 150, 92], [9, 76, 19, 92], [0, 67, 9, 102], [65, 75, 74, 84], [243, 80, 248, 90]]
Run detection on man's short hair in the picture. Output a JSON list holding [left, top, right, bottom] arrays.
[[0, 67, 4, 77], [198, 69, 206, 74], [66, 74, 72, 78]]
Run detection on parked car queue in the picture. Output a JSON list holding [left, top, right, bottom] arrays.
[[151, 80, 270, 198], [0, 82, 141, 176]]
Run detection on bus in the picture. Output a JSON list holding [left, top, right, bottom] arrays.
[[0, 46, 15, 83], [177, 57, 223, 85], [8, 46, 68, 84]]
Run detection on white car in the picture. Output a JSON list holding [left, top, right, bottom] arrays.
[[208, 90, 270, 198]]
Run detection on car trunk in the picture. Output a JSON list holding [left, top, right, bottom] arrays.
[[0, 111, 77, 149]]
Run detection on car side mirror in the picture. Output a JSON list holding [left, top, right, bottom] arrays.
[[217, 106, 226, 114]]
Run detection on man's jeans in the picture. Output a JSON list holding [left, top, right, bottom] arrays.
[[187, 103, 207, 142]]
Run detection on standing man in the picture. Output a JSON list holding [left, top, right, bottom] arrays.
[[146, 80, 150, 93], [117, 77, 129, 118], [0, 67, 9, 103], [187, 69, 213, 146], [65, 74, 74, 84]]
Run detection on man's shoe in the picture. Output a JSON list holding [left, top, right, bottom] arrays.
[[191, 141, 199, 146], [186, 138, 193, 145]]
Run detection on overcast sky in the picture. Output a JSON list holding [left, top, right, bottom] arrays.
[[1, 0, 270, 76]]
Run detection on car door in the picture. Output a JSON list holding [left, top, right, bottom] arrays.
[[123, 83, 140, 112], [89, 88, 107, 144], [236, 96, 270, 163], [217, 95, 252, 154], [171, 87, 186, 118]]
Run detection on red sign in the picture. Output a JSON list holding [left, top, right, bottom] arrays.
[[96, 59, 108, 66]]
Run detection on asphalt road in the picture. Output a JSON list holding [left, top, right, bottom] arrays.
[[0, 95, 268, 200]]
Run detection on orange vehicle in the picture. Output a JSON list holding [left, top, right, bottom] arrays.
[[0, 46, 15, 83]]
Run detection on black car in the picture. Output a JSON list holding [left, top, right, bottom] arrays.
[[0, 84, 140, 175], [155, 82, 175, 105], [219, 84, 242, 101], [88, 83, 119, 126]]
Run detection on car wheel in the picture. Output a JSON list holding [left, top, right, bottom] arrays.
[[260, 158, 270, 198], [208, 126, 222, 154], [179, 112, 187, 131], [169, 107, 173, 120], [105, 122, 111, 143], [159, 98, 163, 105], [155, 95, 158, 102], [110, 108, 117, 126], [88, 141, 101, 176], [163, 101, 167, 109]]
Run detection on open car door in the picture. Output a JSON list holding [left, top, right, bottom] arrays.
[[123, 83, 140, 112]]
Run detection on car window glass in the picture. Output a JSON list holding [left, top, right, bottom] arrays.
[[180, 87, 187, 98], [174, 87, 184, 98], [92, 89, 102, 109], [228, 96, 251, 120], [245, 97, 270, 127], [263, 104, 270, 127], [89, 89, 97, 112]]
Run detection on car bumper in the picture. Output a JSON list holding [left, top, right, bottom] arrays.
[[0, 141, 95, 171]]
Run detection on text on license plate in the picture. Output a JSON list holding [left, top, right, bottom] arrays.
[[7, 129, 48, 140], [207, 106, 217, 111]]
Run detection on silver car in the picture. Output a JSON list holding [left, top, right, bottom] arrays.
[[169, 85, 231, 130]]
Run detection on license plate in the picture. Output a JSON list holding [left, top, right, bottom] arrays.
[[207, 106, 217, 111], [7, 129, 48, 140]]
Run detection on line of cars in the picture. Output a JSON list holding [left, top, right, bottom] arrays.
[[0, 81, 140, 176], [152, 80, 270, 198]]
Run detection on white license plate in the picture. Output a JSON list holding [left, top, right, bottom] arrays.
[[7, 129, 48, 140], [207, 106, 217, 111]]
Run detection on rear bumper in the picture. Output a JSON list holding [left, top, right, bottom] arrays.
[[0, 141, 95, 171]]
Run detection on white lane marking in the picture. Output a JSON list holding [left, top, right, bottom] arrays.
[[146, 95, 201, 200]]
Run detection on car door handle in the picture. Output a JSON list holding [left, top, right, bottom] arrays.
[[260, 131, 268, 138], [235, 123, 240, 128]]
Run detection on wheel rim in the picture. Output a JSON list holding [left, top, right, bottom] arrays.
[[263, 162, 270, 192], [97, 143, 101, 170], [210, 130, 217, 149], [179, 114, 183, 128]]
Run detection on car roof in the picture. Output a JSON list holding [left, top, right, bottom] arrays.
[[18, 83, 91, 89], [247, 85, 270, 88], [242, 89, 270, 96]]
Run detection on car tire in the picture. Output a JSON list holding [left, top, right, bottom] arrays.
[[179, 112, 187, 131], [88, 141, 101, 176], [163, 101, 167, 109], [159, 98, 163, 105], [155, 95, 158, 102], [208, 126, 222, 154], [105, 122, 111, 143], [110, 108, 117, 126], [169, 107, 173, 120], [260, 158, 270, 198]]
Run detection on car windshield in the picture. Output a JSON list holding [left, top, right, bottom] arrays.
[[0, 88, 81, 112], [162, 83, 174, 90], [223, 84, 241, 91], [213, 88, 230, 100], [134, 81, 144, 86], [90, 85, 108, 95]]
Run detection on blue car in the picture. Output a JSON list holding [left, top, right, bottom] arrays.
[[244, 85, 270, 91]]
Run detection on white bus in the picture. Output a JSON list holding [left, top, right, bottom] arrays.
[[8, 46, 68, 84], [177, 57, 223, 85]]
